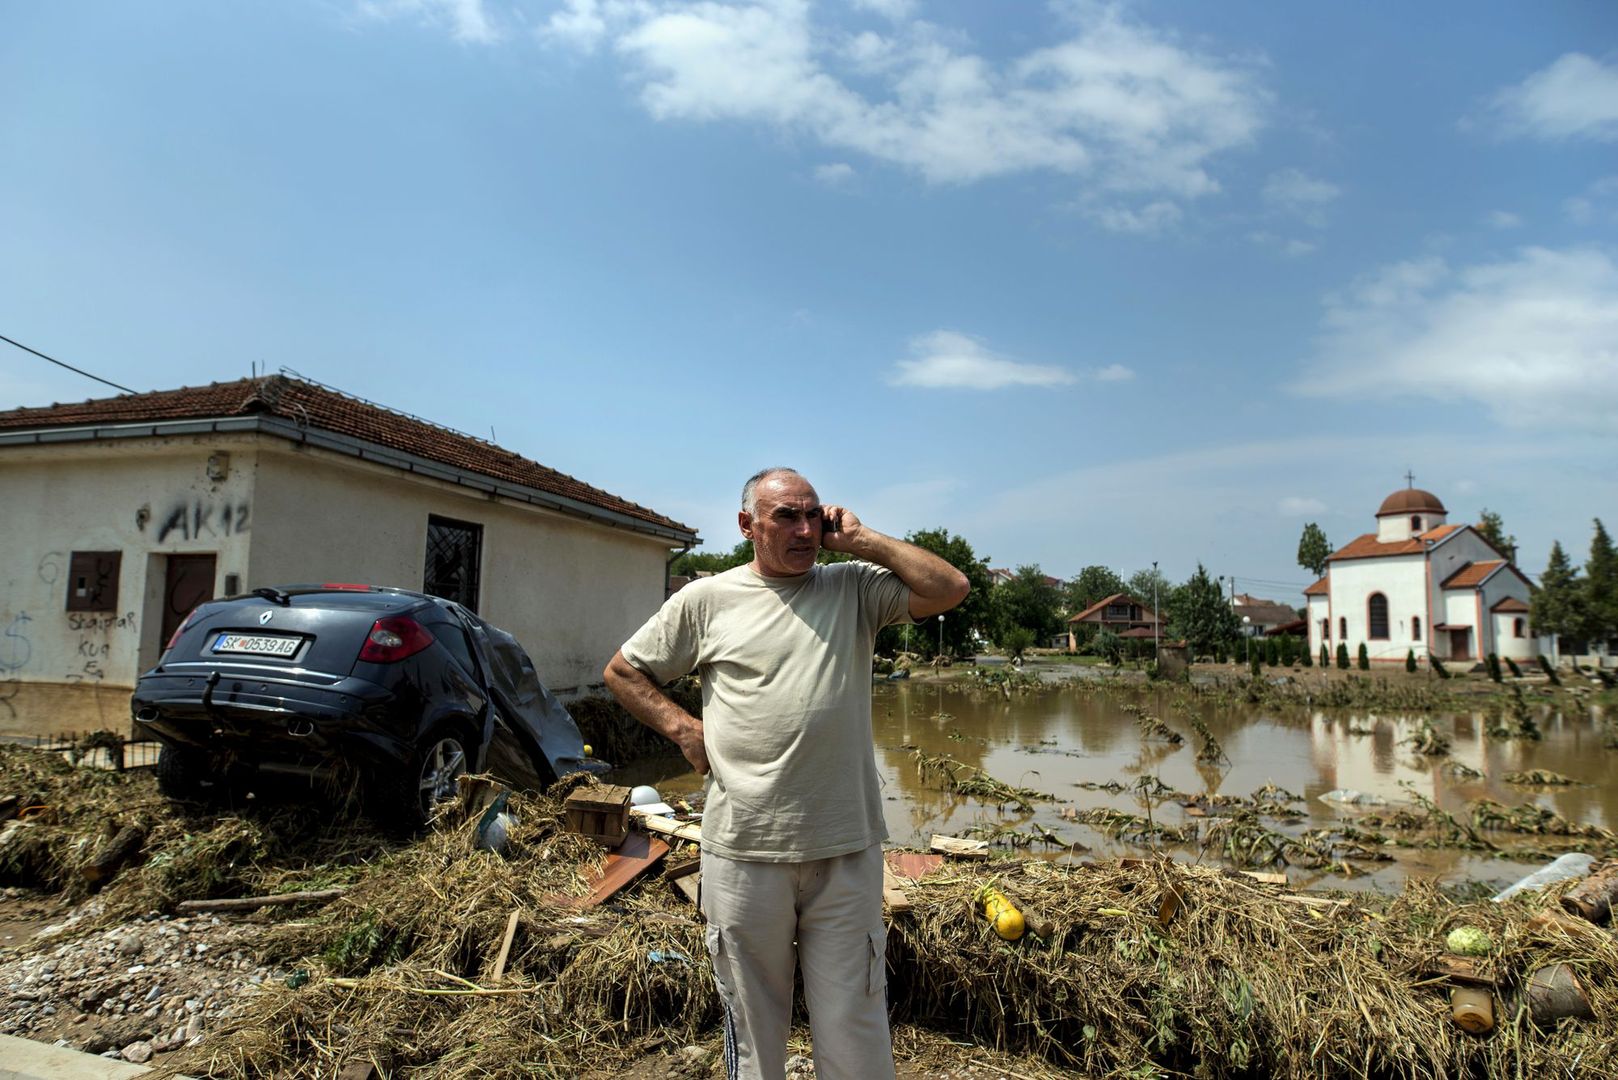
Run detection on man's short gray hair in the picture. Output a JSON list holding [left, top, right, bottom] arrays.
[[741, 467, 802, 517]]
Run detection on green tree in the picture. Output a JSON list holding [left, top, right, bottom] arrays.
[[1249, 650, 1261, 677], [1092, 628, 1124, 665], [990, 565, 1065, 646], [1265, 637, 1280, 666], [1280, 634, 1298, 666], [1486, 653, 1502, 683], [671, 540, 753, 577], [1000, 626, 1036, 663], [1319, 643, 1330, 668], [1167, 564, 1241, 656], [1476, 509, 1518, 563], [1234, 636, 1248, 663], [1531, 541, 1585, 651], [1585, 519, 1618, 645], [1405, 649, 1416, 673], [876, 528, 994, 658], [1357, 643, 1370, 671], [1297, 522, 1331, 578], [1301, 642, 1313, 667], [1127, 567, 1172, 617], [1336, 643, 1350, 670], [1065, 565, 1126, 614]]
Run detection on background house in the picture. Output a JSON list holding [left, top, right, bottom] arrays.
[[0, 376, 697, 737], [1066, 592, 1163, 652], [1231, 593, 1304, 637], [1303, 486, 1536, 666]]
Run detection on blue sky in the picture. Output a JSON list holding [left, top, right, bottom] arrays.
[[3, 1, 1615, 603]]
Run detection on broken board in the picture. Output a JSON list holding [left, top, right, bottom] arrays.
[[632, 809, 704, 845], [576, 832, 671, 907], [930, 835, 989, 860], [884, 851, 946, 881], [882, 864, 913, 914]]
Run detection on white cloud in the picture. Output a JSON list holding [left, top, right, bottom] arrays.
[[1485, 210, 1522, 229], [1293, 246, 1618, 430], [1248, 231, 1316, 258], [1262, 167, 1340, 226], [1089, 200, 1181, 235], [1093, 363, 1134, 382], [542, 1, 1265, 198], [849, 0, 915, 18], [1481, 52, 1618, 141], [357, 0, 498, 43], [814, 161, 856, 185], [1563, 175, 1618, 225], [890, 330, 1077, 389], [1277, 496, 1327, 516]]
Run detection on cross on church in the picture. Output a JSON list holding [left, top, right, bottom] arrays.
[[1404, 469, 1416, 488]]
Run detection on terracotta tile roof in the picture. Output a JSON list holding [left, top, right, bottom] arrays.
[[1303, 576, 1329, 596], [1327, 524, 1462, 562], [1442, 560, 1505, 589], [1491, 597, 1530, 613], [0, 376, 694, 537], [1068, 592, 1160, 625]]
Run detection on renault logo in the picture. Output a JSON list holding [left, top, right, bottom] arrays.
[[259, 610, 274, 625]]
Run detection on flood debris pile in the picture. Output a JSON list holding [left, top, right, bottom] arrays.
[[887, 858, 1618, 1079]]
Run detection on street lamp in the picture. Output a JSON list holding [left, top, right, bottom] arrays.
[[938, 613, 945, 660]]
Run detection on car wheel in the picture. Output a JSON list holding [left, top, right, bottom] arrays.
[[155, 744, 215, 801], [380, 728, 469, 828]]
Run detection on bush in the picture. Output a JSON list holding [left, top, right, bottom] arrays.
[[1234, 637, 1248, 663], [1336, 643, 1350, 670], [1301, 643, 1313, 667], [1280, 635, 1298, 666], [1486, 653, 1502, 683], [1000, 626, 1037, 663], [1506, 656, 1523, 678], [1430, 655, 1450, 679], [1320, 643, 1330, 668], [1249, 651, 1261, 677], [1266, 638, 1280, 667], [1537, 654, 1561, 686], [1357, 643, 1370, 671], [1405, 649, 1416, 673]]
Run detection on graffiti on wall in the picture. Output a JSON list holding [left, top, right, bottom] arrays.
[[1, 612, 32, 673], [155, 500, 250, 542]]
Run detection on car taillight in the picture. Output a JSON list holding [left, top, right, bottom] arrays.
[[165, 609, 199, 651], [358, 616, 434, 663]]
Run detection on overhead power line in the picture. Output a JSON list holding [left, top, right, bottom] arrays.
[[1, 333, 137, 395]]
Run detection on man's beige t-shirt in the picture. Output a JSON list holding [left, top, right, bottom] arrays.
[[620, 560, 912, 862]]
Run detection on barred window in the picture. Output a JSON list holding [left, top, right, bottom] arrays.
[[424, 516, 482, 612]]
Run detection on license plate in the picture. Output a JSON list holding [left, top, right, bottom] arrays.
[[212, 633, 301, 658]]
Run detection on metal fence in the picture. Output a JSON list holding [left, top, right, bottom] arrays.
[[6, 730, 161, 770]]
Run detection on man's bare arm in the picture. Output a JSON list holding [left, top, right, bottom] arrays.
[[820, 506, 970, 619], [602, 651, 709, 774]]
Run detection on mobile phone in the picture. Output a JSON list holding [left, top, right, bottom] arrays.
[[821, 509, 840, 536]]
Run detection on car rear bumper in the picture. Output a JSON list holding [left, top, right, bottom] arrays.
[[131, 672, 414, 772]]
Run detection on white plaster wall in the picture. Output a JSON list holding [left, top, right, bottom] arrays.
[[1327, 555, 1427, 662], [1479, 572, 1536, 661], [249, 444, 675, 693], [0, 436, 260, 733], [1426, 531, 1494, 610], [1306, 595, 1329, 657]]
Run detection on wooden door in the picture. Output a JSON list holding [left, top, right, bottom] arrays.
[[161, 554, 217, 644]]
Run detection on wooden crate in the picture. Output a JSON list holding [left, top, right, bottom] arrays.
[[564, 785, 633, 847]]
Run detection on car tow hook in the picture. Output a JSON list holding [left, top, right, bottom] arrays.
[[201, 671, 222, 728]]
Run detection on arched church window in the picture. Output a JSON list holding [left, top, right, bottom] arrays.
[[1412, 615, 1422, 641], [1368, 594, 1389, 639], [1338, 616, 1346, 639], [1514, 618, 1525, 638], [1411, 515, 1423, 533], [1320, 619, 1330, 641]]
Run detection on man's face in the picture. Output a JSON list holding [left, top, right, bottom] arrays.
[[741, 473, 823, 578]]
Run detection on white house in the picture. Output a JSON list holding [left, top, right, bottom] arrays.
[[0, 375, 698, 737], [1304, 486, 1537, 668]]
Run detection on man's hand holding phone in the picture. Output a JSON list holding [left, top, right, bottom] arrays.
[[819, 504, 861, 554]]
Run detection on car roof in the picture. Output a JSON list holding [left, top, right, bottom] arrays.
[[213, 585, 442, 612]]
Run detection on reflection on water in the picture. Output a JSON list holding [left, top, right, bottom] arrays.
[[615, 680, 1615, 894]]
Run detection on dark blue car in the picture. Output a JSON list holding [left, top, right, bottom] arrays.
[[132, 584, 601, 825]]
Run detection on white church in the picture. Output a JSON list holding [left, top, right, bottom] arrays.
[[1304, 486, 1538, 667]]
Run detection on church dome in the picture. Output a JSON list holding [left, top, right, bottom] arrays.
[[1376, 488, 1446, 517]]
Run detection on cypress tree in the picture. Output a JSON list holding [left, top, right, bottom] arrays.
[[1357, 643, 1369, 671], [1266, 637, 1280, 666], [1235, 636, 1247, 663], [1250, 650, 1262, 677], [1320, 643, 1330, 668], [1406, 649, 1416, 673], [1506, 656, 1523, 678], [1486, 653, 1502, 683], [1431, 655, 1450, 679], [1336, 643, 1350, 670], [1301, 641, 1313, 667]]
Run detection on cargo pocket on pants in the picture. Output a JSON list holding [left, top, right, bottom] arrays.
[[706, 926, 739, 1080], [866, 927, 887, 998]]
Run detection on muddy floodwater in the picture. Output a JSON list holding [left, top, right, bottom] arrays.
[[613, 677, 1617, 894]]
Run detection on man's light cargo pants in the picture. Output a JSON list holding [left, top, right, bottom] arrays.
[[701, 843, 895, 1080]]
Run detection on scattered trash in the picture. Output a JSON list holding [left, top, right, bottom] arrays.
[[474, 791, 518, 854], [1318, 789, 1387, 807], [283, 969, 309, 989], [1492, 852, 1595, 903], [647, 950, 690, 965], [975, 884, 1025, 941]]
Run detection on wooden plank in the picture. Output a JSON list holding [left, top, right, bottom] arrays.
[[882, 864, 913, 914], [1422, 955, 1497, 987], [930, 835, 989, 860], [633, 809, 704, 845], [884, 851, 946, 881], [177, 888, 347, 913], [1241, 871, 1289, 886], [490, 909, 520, 984], [578, 832, 671, 907], [670, 870, 701, 908]]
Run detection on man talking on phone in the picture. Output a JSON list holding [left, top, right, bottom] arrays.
[[603, 467, 969, 1080]]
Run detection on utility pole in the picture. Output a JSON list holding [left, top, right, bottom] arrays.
[[1152, 560, 1159, 659]]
